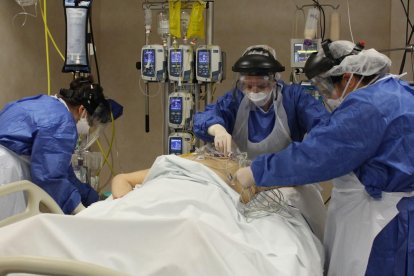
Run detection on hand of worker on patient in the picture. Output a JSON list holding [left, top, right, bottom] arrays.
[[234, 166, 256, 203], [208, 124, 232, 156]]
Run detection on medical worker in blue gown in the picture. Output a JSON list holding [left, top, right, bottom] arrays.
[[193, 45, 329, 159], [193, 45, 330, 241], [0, 76, 111, 215], [235, 40, 414, 276]]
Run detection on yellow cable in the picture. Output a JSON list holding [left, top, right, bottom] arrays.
[[42, 0, 51, 95], [39, 0, 64, 60], [96, 112, 116, 177]]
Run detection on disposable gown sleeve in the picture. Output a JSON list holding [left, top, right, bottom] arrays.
[[291, 84, 329, 133], [193, 90, 242, 142], [30, 121, 82, 215], [67, 164, 99, 206], [251, 97, 386, 187]]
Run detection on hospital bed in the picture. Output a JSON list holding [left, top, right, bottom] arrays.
[[0, 155, 325, 276], [0, 180, 63, 227]]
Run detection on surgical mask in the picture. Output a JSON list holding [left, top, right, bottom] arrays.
[[76, 111, 90, 135], [247, 89, 273, 107]]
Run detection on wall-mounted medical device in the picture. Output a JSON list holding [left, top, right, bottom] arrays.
[[62, 0, 92, 73], [168, 132, 193, 155], [168, 45, 193, 82], [196, 45, 223, 83], [141, 44, 167, 82], [291, 39, 321, 68], [168, 91, 194, 129]]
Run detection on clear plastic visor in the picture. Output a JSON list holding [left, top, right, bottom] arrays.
[[237, 75, 274, 93], [311, 76, 336, 98]]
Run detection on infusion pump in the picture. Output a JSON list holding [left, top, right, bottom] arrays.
[[168, 45, 194, 82], [196, 45, 223, 83], [168, 132, 193, 155], [168, 91, 194, 129], [141, 44, 166, 82]]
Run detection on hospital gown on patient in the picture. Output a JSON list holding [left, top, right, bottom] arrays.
[[0, 155, 324, 276]]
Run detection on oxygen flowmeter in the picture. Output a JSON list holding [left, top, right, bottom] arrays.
[[141, 44, 166, 82], [196, 45, 223, 82], [168, 45, 193, 82], [168, 91, 194, 129], [168, 132, 193, 155]]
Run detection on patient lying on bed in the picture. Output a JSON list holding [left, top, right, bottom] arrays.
[[0, 150, 324, 276], [111, 151, 256, 202]]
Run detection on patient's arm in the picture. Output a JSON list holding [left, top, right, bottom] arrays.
[[111, 169, 150, 199]]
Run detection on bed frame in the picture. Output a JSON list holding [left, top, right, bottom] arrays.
[[0, 180, 63, 227], [0, 256, 128, 276]]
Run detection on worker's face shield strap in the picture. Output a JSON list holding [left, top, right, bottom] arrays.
[[63, 0, 92, 73]]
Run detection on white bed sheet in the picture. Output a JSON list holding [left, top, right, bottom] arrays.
[[0, 155, 323, 276]]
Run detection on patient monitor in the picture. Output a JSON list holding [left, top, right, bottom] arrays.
[[291, 39, 321, 68], [141, 44, 166, 82], [168, 91, 194, 129], [196, 45, 223, 83], [168, 132, 193, 155]]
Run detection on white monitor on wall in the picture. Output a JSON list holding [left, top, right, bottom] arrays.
[[291, 39, 321, 68]]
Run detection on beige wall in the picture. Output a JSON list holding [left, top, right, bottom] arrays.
[[0, 0, 406, 188]]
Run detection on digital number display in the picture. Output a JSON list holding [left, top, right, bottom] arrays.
[[170, 50, 182, 63], [170, 97, 182, 111], [170, 138, 182, 150], [143, 49, 155, 63], [198, 50, 209, 64]]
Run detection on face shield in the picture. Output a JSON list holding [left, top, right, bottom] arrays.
[[77, 84, 111, 151], [310, 75, 338, 98], [237, 75, 276, 107]]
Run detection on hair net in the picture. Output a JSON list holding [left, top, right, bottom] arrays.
[[243, 45, 277, 60], [325, 48, 391, 77]]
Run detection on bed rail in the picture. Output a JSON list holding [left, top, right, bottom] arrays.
[[0, 256, 128, 276], [0, 180, 63, 227]]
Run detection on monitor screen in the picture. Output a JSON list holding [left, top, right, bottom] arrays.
[[198, 50, 209, 64], [170, 97, 182, 111], [143, 49, 155, 63], [291, 39, 320, 68], [170, 50, 182, 63], [170, 138, 182, 150]]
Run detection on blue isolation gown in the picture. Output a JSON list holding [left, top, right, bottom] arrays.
[[193, 81, 329, 146], [251, 76, 414, 275], [0, 95, 98, 214]]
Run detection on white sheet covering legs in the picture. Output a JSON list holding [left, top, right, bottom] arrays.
[[0, 155, 323, 276]]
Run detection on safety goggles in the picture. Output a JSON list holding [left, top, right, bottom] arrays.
[[237, 75, 274, 93]]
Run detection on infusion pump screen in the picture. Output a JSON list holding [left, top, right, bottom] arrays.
[[143, 49, 155, 63], [170, 97, 182, 111], [198, 51, 209, 64], [171, 50, 182, 63], [170, 138, 182, 151]]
